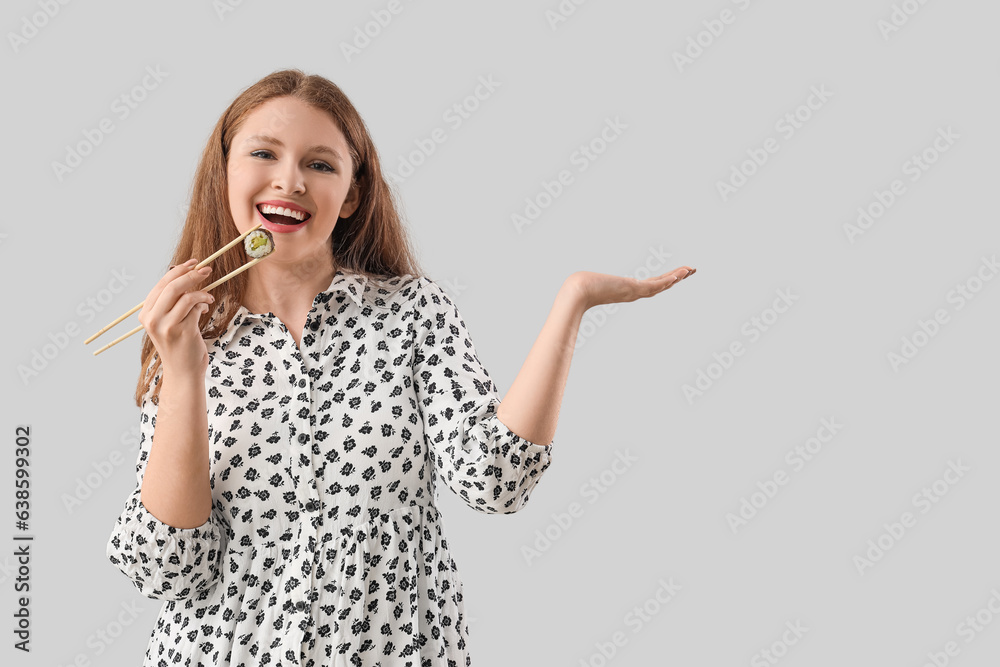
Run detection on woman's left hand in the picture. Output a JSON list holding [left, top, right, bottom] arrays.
[[569, 266, 696, 310]]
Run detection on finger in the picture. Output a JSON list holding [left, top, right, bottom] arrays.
[[139, 259, 199, 325], [658, 267, 695, 291], [155, 265, 214, 319], [146, 265, 214, 336], [159, 289, 213, 334], [663, 268, 688, 283], [182, 300, 211, 327]]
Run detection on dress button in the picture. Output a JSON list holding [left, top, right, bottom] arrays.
[[298, 379, 306, 388], [295, 601, 306, 611], [310, 321, 319, 331], [305, 500, 319, 512], [297, 433, 308, 443]]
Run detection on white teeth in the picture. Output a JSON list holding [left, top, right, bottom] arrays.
[[258, 204, 307, 221]]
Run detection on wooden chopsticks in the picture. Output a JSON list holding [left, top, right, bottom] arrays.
[[86, 223, 267, 356]]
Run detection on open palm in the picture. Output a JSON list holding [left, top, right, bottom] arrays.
[[571, 266, 696, 309]]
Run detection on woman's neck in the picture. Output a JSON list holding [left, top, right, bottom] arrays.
[[243, 258, 336, 316]]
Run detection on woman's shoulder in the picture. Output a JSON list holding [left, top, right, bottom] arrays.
[[362, 271, 423, 291], [359, 272, 431, 308]]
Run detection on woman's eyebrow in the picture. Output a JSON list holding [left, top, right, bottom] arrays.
[[243, 134, 344, 163]]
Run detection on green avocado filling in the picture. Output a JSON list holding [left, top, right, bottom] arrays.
[[250, 236, 268, 251]]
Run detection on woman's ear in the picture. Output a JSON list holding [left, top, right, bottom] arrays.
[[340, 181, 361, 219]]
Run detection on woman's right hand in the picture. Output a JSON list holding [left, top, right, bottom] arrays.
[[137, 258, 215, 376]]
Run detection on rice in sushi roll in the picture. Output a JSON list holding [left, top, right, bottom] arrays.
[[244, 228, 275, 258]]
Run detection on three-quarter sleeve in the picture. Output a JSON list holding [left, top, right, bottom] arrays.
[[105, 366, 227, 601], [412, 278, 554, 514]]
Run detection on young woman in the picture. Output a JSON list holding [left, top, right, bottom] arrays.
[[105, 68, 695, 667]]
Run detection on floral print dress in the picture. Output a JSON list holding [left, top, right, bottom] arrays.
[[106, 270, 555, 666]]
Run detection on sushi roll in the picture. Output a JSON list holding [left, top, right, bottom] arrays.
[[244, 228, 275, 258]]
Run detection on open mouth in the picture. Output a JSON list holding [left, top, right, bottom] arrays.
[[256, 203, 311, 226]]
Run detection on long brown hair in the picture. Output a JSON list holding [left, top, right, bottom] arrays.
[[136, 68, 425, 406]]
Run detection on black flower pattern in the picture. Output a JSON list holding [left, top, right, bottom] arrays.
[[106, 271, 554, 666]]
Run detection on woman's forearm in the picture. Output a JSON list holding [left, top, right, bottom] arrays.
[[139, 369, 214, 529], [496, 278, 588, 446]]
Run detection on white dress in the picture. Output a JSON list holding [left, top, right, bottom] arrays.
[[105, 270, 555, 666]]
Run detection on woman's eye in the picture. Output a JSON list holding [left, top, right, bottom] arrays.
[[250, 150, 333, 172]]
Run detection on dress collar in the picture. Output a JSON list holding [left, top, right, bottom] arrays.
[[206, 269, 365, 354], [321, 269, 368, 308], [240, 269, 368, 322], [206, 269, 415, 358]]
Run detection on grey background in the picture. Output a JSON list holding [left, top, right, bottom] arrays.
[[3, 1, 998, 665]]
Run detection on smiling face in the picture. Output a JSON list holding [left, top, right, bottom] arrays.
[[227, 96, 360, 269]]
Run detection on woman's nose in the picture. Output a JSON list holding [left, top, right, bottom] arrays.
[[272, 162, 305, 193]]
